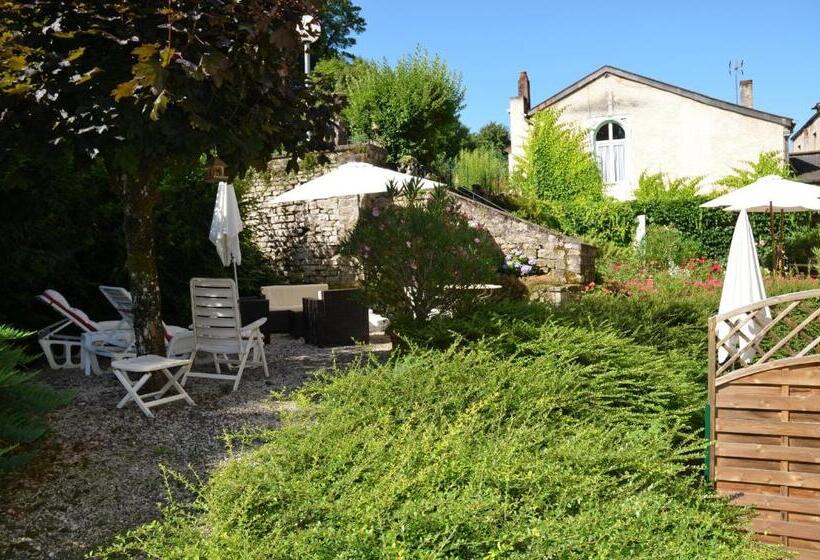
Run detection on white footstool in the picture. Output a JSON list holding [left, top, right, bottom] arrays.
[[110, 355, 195, 418]]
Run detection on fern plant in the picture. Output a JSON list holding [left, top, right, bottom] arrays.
[[0, 325, 72, 472]]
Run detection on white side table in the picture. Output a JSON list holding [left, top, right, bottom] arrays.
[[110, 355, 195, 418]]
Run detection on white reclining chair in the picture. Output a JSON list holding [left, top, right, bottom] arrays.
[[37, 289, 132, 369], [80, 286, 194, 375], [182, 278, 268, 391]]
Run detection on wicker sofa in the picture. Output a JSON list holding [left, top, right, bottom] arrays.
[[260, 284, 328, 335]]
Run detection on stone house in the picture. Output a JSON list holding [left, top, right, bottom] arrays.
[[244, 144, 596, 288], [792, 103, 820, 154], [509, 66, 795, 200]]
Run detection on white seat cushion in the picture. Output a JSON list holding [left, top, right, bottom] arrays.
[[261, 284, 328, 311], [111, 354, 191, 372]]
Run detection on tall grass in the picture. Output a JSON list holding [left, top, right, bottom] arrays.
[[452, 146, 508, 192], [102, 297, 781, 559]]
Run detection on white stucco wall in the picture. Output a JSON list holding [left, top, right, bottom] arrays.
[[510, 73, 790, 200]]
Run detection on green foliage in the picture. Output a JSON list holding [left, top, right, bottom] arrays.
[[639, 225, 704, 269], [717, 151, 793, 190], [633, 172, 703, 202], [452, 147, 508, 192], [343, 48, 466, 170], [0, 158, 281, 333], [0, 325, 71, 472], [473, 121, 510, 155], [511, 109, 604, 204], [340, 180, 502, 331], [101, 299, 780, 559], [312, 1, 366, 61], [1, 0, 333, 355]]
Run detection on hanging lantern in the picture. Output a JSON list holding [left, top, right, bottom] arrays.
[[206, 156, 228, 183]]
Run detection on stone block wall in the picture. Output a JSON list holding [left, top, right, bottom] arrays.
[[452, 194, 596, 284], [243, 144, 596, 287]]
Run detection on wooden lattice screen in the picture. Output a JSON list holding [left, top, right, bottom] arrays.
[[709, 290, 820, 558]]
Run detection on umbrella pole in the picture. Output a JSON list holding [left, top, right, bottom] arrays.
[[769, 202, 775, 274]]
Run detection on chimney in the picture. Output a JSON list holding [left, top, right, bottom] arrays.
[[739, 79, 753, 108], [518, 71, 530, 113]]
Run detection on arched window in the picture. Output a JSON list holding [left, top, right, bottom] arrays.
[[594, 121, 626, 184]]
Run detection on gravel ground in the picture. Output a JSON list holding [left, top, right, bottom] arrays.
[[0, 334, 391, 559]]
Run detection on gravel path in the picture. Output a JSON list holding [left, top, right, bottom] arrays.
[[0, 334, 391, 559]]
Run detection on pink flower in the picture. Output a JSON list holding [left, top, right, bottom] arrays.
[[371, 207, 380, 217], [473, 237, 481, 244]]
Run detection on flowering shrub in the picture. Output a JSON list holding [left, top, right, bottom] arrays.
[[501, 251, 541, 277], [597, 253, 724, 297], [341, 180, 502, 331]]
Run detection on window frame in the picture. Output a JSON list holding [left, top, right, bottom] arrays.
[[593, 119, 627, 185]]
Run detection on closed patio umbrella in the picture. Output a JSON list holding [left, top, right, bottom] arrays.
[[209, 181, 243, 286], [717, 209, 770, 362]]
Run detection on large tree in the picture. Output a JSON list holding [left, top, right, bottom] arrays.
[[0, 1, 331, 363], [342, 49, 465, 171], [313, 0, 365, 61]]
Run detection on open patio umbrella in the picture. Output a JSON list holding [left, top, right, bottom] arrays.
[[270, 162, 441, 204], [701, 175, 820, 273], [717, 209, 770, 362], [209, 181, 243, 287], [701, 175, 820, 213]]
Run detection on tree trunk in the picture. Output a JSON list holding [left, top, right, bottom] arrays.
[[121, 172, 166, 384]]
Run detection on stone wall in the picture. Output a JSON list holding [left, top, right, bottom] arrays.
[[453, 193, 596, 284], [244, 144, 596, 287]]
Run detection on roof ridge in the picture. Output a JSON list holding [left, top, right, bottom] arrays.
[[527, 65, 793, 129]]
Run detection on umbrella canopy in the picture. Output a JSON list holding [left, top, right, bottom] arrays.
[[270, 162, 441, 204], [209, 181, 243, 268], [701, 175, 820, 213], [717, 209, 770, 362]]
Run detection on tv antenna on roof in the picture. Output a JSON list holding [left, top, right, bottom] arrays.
[[729, 59, 744, 104]]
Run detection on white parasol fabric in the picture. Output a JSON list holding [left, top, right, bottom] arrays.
[[701, 175, 820, 213], [209, 182, 243, 284], [717, 209, 770, 362], [270, 162, 441, 204]]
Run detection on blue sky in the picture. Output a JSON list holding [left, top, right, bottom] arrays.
[[350, 0, 820, 133]]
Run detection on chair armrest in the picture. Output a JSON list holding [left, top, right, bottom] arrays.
[[242, 317, 267, 332]]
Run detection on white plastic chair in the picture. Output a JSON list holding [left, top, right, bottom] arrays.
[[37, 289, 131, 370], [182, 278, 268, 391], [79, 286, 194, 375]]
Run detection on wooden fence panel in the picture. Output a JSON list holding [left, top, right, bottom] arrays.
[[712, 360, 820, 557]]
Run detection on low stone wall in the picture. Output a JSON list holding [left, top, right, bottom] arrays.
[[243, 145, 597, 287], [452, 194, 596, 284]]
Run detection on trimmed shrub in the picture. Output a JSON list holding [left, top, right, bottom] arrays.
[[100, 301, 780, 559], [633, 172, 702, 202], [0, 326, 71, 472]]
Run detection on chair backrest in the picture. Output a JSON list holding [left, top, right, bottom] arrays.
[[190, 278, 242, 354], [261, 283, 328, 311], [38, 289, 100, 332], [99, 286, 135, 326]]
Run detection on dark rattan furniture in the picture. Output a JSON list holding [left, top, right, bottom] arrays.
[[302, 289, 369, 347]]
